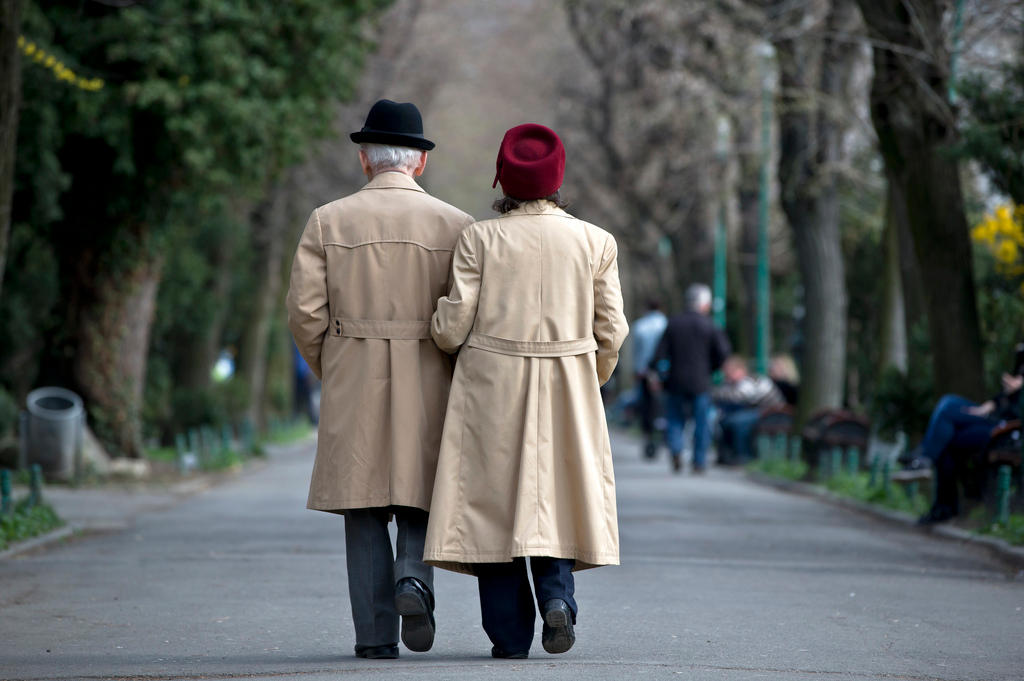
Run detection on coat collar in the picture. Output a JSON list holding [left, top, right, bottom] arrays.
[[499, 199, 574, 219], [360, 170, 426, 193]]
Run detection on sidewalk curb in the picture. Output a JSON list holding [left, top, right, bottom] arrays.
[[0, 524, 77, 560], [0, 457, 272, 561], [745, 471, 1024, 573]]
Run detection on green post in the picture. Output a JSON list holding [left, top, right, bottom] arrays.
[[789, 437, 801, 464], [906, 480, 919, 502], [817, 449, 827, 481], [757, 434, 770, 462], [830, 448, 842, 479], [845, 447, 859, 477], [869, 452, 880, 488], [995, 465, 1011, 526], [242, 419, 254, 454], [28, 464, 43, 507], [948, 0, 966, 103], [755, 48, 773, 376], [221, 424, 233, 455], [773, 434, 786, 462], [0, 469, 11, 515]]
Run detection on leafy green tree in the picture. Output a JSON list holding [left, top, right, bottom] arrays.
[[9, 0, 390, 456]]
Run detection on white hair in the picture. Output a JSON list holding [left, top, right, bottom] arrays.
[[360, 143, 424, 173], [686, 283, 712, 312]]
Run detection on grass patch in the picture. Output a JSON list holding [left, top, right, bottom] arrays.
[[977, 513, 1024, 546], [263, 420, 314, 446], [748, 462, 931, 517], [748, 457, 807, 480], [144, 446, 178, 463], [0, 501, 63, 551]]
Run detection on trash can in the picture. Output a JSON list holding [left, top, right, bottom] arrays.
[[23, 387, 85, 480]]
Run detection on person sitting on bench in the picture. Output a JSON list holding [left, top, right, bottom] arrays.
[[908, 344, 1023, 524]]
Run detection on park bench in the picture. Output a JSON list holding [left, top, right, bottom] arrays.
[[801, 409, 870, 478]]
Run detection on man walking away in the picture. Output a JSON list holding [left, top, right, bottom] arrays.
[[632, 300, 667, 460], [651, 283, 731, 474], [286, 99, 474, 659]]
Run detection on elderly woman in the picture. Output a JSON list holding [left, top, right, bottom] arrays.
[[424, 124, 628, 658]]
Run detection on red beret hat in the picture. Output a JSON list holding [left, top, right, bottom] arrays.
[[492, 124, 565, 200]]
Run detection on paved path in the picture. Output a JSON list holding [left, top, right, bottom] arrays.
[[2, 434, 1022, 681]]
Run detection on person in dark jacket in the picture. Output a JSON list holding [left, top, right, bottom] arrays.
[[909, 343, 1024, 524], [650, 284, 731, 473]]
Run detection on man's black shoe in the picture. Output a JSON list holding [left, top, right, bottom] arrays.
[[355, 644, 399, 659], [643, 442, 657, 460], [917, 504, 957, 526], [671, 455, 682, 474], [394, 577, 435, 652], [540, 599, 575, 654], [491, 646, 529, 659]]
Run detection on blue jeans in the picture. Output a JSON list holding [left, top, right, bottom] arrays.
[[665, 392, 712, 468], [476, 558, 576, 654], [920, 394, 998, 463], [719, 407, 761, 462]]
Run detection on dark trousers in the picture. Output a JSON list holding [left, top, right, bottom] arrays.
[[476, 557, 576, 654], [636, 373, 661, 442], [921, 395, 998, 510], [344, 506, 433, 652]]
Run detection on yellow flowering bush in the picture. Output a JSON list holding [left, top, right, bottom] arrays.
[[971, 203, 1024, 292]]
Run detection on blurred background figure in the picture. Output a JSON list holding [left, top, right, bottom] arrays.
[[631, 300, 667, 460], [292, 342, 320, 426], [712, 356, 784, 465], [768, 354, 800, 407], [651, 284, 730, 474]]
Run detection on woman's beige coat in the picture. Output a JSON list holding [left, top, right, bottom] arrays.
[[423, 200, 629, 574], [286, 171, 474, 514]]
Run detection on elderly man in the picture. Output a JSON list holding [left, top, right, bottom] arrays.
[[286, 99, 474, 659], [651, 283, 731, 474]]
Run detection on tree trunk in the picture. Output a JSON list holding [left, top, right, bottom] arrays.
[[74, 254, 162, 458], [878, 182, 908, 372], [238, 187, 289, 432], [0, 0, 22, 301], [773, 0, 855, 424], [733, 111, 762, 358], [855, 0, 985, 399]]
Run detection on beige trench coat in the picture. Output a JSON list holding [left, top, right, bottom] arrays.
[[286, 171, 474, 514], [423, 200, 629, 574]]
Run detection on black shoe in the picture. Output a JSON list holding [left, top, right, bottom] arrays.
[[491, 646, 529, 659], [394, 577, 435, 652], [898, 445, 923, 466], [904, 456, 932, 471], [355, 644, 399, 659], [917, 504, 957, 526], [540, 599, 575, 654], [671, 455, 682, 474], [643, 442, 657, 460]]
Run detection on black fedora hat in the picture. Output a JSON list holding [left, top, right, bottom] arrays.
[[350, 99, 435, 150]]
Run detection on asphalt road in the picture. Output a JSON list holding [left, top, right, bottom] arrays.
[[2, 433, 1022, 681]]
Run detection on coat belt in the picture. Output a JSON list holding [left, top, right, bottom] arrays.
[[466, 332, 599, 358], [331, 318, 432, 340]]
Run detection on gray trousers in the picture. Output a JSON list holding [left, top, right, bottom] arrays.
[[344, 506, 433, 650]]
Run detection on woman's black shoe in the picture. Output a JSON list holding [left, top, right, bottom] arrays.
[[541, 599, 576, 654], [355, 644, 399, 659], [491, 646, 529, 659]]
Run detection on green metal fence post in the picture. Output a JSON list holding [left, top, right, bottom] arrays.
[[1, 469, 11, 515], [28, 464, 43, 507], [830, 448, 843, 479], [845, 447, 859, 477], [996, 465, 1011, 526]]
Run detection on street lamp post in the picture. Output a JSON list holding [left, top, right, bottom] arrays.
[[713, 116, 730, 331], [755, 43, 774, 376]]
